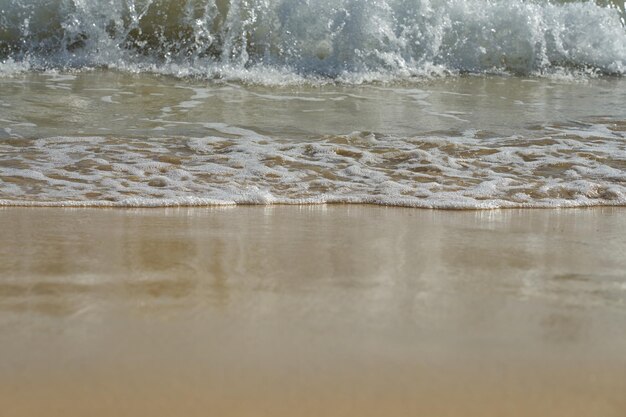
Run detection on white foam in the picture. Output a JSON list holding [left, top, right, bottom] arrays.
[[101, 96, 118, 104], [2, 0, 626, 83], [1, 118, 624, 209]]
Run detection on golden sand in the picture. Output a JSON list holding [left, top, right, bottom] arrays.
[[1, 206, 625, 416]]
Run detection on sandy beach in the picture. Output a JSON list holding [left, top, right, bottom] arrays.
[[3, 1, 626, 415], [1, 206, 625, 416]]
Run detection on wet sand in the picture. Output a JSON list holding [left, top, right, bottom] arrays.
[[1, 206, 625, 416]]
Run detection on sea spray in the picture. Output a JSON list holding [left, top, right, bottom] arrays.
[[1, 0, 626, 80]]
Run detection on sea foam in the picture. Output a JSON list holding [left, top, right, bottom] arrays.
[[1, 0, 626, 83], [1, 124, 624, 209]]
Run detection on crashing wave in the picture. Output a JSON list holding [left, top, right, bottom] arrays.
[[1, 0, 626, 80]]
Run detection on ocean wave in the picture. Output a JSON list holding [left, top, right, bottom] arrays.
[[1, 0, 626, 82]]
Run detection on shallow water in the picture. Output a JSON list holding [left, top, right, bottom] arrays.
[[1, 0, 626, 208], [1, 71, 625, 208]]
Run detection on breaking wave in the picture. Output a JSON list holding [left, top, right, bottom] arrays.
[[1, 0, 626, 82]]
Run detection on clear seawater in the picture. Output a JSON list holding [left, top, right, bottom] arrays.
[[1, 0, 625, 208]]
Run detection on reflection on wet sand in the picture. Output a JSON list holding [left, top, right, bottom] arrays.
[[0, 207, 625, 416]]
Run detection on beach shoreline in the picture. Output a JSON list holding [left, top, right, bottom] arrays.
[[3, 0, 626, 414], [1, 206, 625, 416]]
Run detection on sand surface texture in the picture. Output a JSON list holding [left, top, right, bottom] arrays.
[[1, 206, 625, 416]]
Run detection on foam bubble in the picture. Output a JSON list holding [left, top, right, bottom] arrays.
[[1, 0, 626, 83], [1, 117, 624, 209]]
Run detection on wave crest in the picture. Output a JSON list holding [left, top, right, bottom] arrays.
[[1, 0, 626, 80]]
